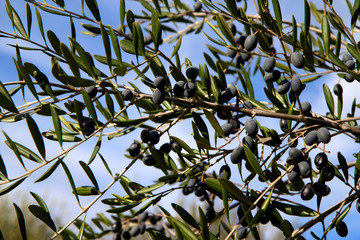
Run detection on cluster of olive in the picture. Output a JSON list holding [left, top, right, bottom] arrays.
[[111, 211, 173, 240]]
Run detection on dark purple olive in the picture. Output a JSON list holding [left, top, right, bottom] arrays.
[[314, 152, 328, 170], [231, 146, 244, 164], [229, 23, 237, 36], [193, 2, 202, 12], [129, 142, 141, 157], [154, 76, 166, 89], [236, 227, 249, 239], [242, 135, 255, 152], [301, 101, 312, 113], [333, 83, 343, 96], [184, 82, 196, 97], [85, 86, 97, 98], [336, 221, 348, 237], [221, 123, 234, 137], [83, 120, 95, 136], [277, 79, 291, 94], [152, 88, 165, 105], [173, 80, 185, 96], [288, 148, 303, 162], [291, 52, 305, 68], [298, 161, 312, 178], [205, 208, 216, 222], [291, 76, 302, 93], [263, 57, 276, 72], [317, 127, 331, 144], [312, 182, 331, 196], [194, 182, 207, 197], [264, 70, 281, 82], [141, 128, 150, 143], [159, 142, 171, 154], [301, 183, 314, 200], [186, 66, 198, 79], [122, 89, 133, 101], [148, 130, 160, 145], [323, 165, 335, 182], [244, 34, 257, 51], [219, 165, 231, 179], [280, 119, 291, 132], [240, 52, 251, 61], [142, 155, 156, 166], [245, 118, 258, 136], [342, 53, 352, 62], [304, 130, 318, 146]]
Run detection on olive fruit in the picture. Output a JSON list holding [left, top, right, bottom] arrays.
[[298, 161, 312, 178], [242, 135, 255, 152], [236, 205, 248, 226], [171, 141, 182, 152], [229, 23, 237, 36], [317, 127, 331, 143], [291, 76, 302, 93], [356, 198, 360, 213], [263, 169, 273, 181], [217, 109, 232, 120], [159, 142, 171, 154], [288, 148, 303, 162], [205, 208, 216, 222], [336, 221, 348, 237], [186, 66, 198, 79], [152, 88, 165, 105], [122, 230, 131, 240], [142, 155, 156, 166], [236, 34, 247, 47], [112, 221, 122, 233], [148, 130, 160, 145], [280, 119, 291, 132], [240, 52, 251, 61], [345, 59, 355, 70], [236, 55, 245, 68], [173, 80, 185, 96], [129, 142, 141, 157], [194, 182, 207, 197], [139, 222, 146, 234], [183, 82, 196, 97], [218, 86, 236, 103], [342, 53, 352, 62], [323, 165, 335, 182], [122, 89, 133, 101], [193, 2, 202, 12], [312, 182, 331, 196], [344, 72, 354, 82], [333, 83, 343, 96], [287, 166, 300, 182], [314, 152, 328, 170], [85, 86, 97, 98], [244, 34, 257, 51], [277, 79, 291, 94], [291, 52, 305, 68], [83, 120, 95, 136], [243, 100, 254, 109], [141, 128, 150, 143], [301, 183, 314, 200], [301, 101, 312, 114], [144, 34, 153, 45], [304, 130, 318, 146], [130, 226, 140, 237], [245, 118, 258, 136], [264, 70, 281, 82], [221, 123, 234, 137], [236, 227, 249, 239], [263, 57, 276, 72], [229, 118, 240, 130], [227, 48, 237, 58], [231, 146, 245, 164], [288, 136, 298, 148], [219, 165, 231, 179], [154, 76, 166, 89]]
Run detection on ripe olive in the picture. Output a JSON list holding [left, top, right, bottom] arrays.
[[219, 165, 231, 179], [317, 127, 331, 144], [301, 183, 314, 201], [280, 119, 291, 132], [227, 48, 237, 58], [301, 101, 312, 113], [128, 142, 141, 157], [141, 128, 150, 143], [304, 130, 318, 146], [194, 182, 207, 197], [236, 227, 249, 239], [183, 82, 196, 97], [312, 182, 331, 196], [291, 76, 302, 93], [85, 86, 97, 98], [193, 2, 202, 12], [342, 53, 352, 62], [336, 221, 348, 237], [231, 146, 245, 164], [323, 165, 335, 182], [83, 120, 95, 136], [229, 23, 237, 36], [142, 155, 156, 166], [143, 34, 153, 45], [159, 142, 171, 154], [154, 76, 166, 89], [264, 69, 281, 82], [314, 152, 328, 170], [111, 221, 122, 233], [236, 34, 247, 47], [287, 166, 300, 182], [356, 198, 360, 213], [344, 72, 354, 82], [245, 118, 258, 136], [221, 123, 234, 137], [240, 52, 251, 61], [242, 135, 255, 152], [298, 161, 312, 178], [243, 100, 254, 109], [152, 88, 165, 105], [186, 66, 198, 79], [288, 148, 303, 162], [244, 34, 257, 51], [333, 83, 343, 96], [130, 226, 140, 237], [277, 79, 291, 94], [291, 52, 305, 68], [263, 57, 276, 72], [148, 130, 160, 145], [122, 89, 133, 101], [205, 208, 216, 222], [173, 80, 185, 96], [345, 59, 355, 70]]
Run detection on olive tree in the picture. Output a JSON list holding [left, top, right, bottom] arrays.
[[0, 0, 360, 239]]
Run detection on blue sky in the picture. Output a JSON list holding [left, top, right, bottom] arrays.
[[1, 0, 360, 239]]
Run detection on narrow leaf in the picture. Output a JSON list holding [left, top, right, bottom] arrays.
[[50, 104, 62, 148], [323, 83, 334, 116], [172, 203, 200, 230], [79, 161, 99, 190], [13, 203, 27, 240], [25, 114, 45, 159], [28, 205, 56, 231], [34, 158, 63, 183], [243, 145, 265, 181]]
